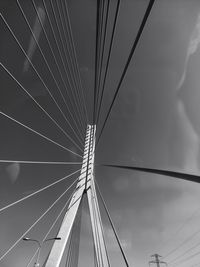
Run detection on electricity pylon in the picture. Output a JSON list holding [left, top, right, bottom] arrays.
[[44, 125, 109, 267], [149, 254, 167, 267]]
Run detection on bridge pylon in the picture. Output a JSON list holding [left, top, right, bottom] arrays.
[[44, 125, 109, 267]]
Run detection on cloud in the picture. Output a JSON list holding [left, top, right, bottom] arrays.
[[188, 14, 200, 56], [177, 13, 200, 90], [174, 14, 200, 174], [6, 162, 20, 184], [113, 177, 130, 193], [23, 6, 45, 73], [176, 101, 199, 173], [103, 225, 132, 252]]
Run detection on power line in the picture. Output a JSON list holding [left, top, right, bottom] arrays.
[[169, 240, 200, 265], [157, 206, 200, 256], [163, 228, 200, 260], [170, 250, 200, 267], [97, 0, 156, 145], [187, 260, 200, 267]]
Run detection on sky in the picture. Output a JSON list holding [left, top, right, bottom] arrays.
[[1, 0, 200, 267]]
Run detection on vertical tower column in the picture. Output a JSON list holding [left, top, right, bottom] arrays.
[[86, 126, 109, 267], [44, 125, 109, 267]]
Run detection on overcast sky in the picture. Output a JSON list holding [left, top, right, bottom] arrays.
[[1, 0, 200, 267]]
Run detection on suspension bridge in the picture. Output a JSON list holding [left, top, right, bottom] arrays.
[[1, 0, 200, 266]]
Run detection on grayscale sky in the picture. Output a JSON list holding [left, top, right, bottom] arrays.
[[1, 0, 200, 267]]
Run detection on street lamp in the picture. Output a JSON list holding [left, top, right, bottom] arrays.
[[23, 237, 61, 266]]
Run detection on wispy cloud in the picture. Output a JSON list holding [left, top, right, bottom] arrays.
[[176, 101, 199, 173], [177, 13, 200, 90], [188, 14, 200, 56], [175, 14, 200, 173], [23, 6, 45, 73], [6, 162, 20, 184], [104, 225, 132, 252]]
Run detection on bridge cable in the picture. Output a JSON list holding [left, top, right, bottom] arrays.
[[63, 0, 89, 124], [66, 207, 75, 267], [94, 0, 105, 123], [88, 191, 101, 266], [102, 164, 200, 263], [93, 238, 98, 267], [0, 12, 84, 147], [91, 178, 110, 266], [92, 180, 111, 266], [50, 0, 86, 128], [53, 0, 87, 129], [95, 179, 130, 267], [41, 0, 85, 142], [58, 0, 88, 129], [42, 0, 86, 140], [0, 176, 79, 261], [0, 63, 83, 152], [16, 0, 84, 139], [65, 196, 82, 267], [101, 164, 200, 184], [66, 231, 73, 266], [92, 190, 104, 266], [95, 0, 111, 123], [26, 188, 77, 267], [0, 160, 82, 165], [96, 0, 156, 145], [96, 0, 121, 126], [46, 0, 86, 132], [93, 0, 101, 124], [0, 111, 82, 158], [31, 0, 85, 135], [40, 0, 86, 135], [0, 168, 81, 213]]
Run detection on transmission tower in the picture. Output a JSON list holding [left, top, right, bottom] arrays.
[[149, 254, 167, 267], [44, 125, 109, 267]]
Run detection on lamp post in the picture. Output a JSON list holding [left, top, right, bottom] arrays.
[[23, 237, 61, 266]]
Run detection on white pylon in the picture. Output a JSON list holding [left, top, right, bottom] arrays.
[[44, 125, 109, 267]]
